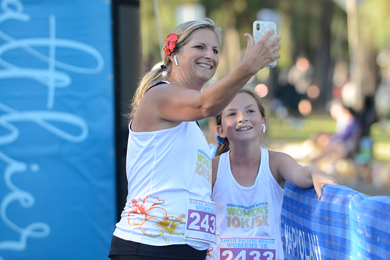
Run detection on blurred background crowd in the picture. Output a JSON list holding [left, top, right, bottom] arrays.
[[140, 0, 390, 195]]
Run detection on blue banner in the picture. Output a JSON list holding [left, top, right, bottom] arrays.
[[0, 1, 115, 259], [281, 182, 390, 259]]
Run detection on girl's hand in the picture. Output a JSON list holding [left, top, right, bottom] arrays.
[[312, 172, 338, 200]]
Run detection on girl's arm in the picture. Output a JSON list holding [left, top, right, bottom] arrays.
[[270, 151, 338, 199]]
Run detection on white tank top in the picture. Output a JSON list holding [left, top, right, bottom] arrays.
[[114, 121, 215, 250], [208, 148, 284, 260]]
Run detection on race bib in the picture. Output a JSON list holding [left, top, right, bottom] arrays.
[[185, 199, 217, 244], [219, 238, 277, 260]]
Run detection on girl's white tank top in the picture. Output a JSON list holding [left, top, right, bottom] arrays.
[[209, 147, 284, 260]]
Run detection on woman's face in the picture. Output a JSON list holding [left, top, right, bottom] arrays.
[[175, 28, 219, 84]]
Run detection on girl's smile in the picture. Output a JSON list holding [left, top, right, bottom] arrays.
[[218, 92, 266, 145]]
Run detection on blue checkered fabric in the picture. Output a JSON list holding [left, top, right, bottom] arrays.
[[281, 182, 390, 259]]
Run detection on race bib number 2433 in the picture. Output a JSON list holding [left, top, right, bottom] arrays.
[[185, 199, 216, 244], [219, 238, 276, 260]]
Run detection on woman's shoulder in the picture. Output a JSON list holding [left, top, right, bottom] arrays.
[[140, 81, 182, 106], [145, 81, 192, 98]]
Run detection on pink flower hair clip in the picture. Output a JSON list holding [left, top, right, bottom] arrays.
[[163, 33, 179, 56]]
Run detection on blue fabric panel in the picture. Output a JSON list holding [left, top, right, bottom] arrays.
[[281, 182, 390, 259], [0, 1, 115, 259]]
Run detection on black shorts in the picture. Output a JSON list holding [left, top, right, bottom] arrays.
[[108, 236, 208, 260]]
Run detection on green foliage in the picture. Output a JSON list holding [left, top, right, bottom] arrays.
[[371, 121, 390, 142], [359, 0, 390, 50], [330, 7, 349, 60], [140, 0, 389, 104], [267, 115, 390, 144], [140, 0, 195, 66], [266, 115, 336, 142], [141, 0, 390, 62], [140, 0, 342, 68]]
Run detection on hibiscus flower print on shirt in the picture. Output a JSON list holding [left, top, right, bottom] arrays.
[[124, 195, 186, 243]]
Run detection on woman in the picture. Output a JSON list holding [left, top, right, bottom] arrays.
[[109, 18, 281, 260]]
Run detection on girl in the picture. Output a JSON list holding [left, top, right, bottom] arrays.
[[208, 88, 337, 260]]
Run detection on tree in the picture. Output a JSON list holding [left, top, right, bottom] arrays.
[[140, 0, 390, 113]]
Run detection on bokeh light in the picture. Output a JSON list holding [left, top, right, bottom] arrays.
[[298, 99, 312, 116], [307, 85, 320, 99], [255, 84, 269, 97], [376, 51, 389, 67], [296, 57, 310, 72], [317, 134, 330, 147]]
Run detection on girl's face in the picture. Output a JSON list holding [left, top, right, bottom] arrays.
[[217, 93, 266, 145], [174, 28, 219, 84]]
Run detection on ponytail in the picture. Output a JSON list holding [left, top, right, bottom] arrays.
[[215, 142, 230, 157], [214, 112, 230, 156], [128, 59, 171, 120]]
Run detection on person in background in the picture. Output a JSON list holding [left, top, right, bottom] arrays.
[[207, 88, 337, 260], [108, 18, 281, 260], [355, 96, 378, 181], [310, 101, 361, 168]]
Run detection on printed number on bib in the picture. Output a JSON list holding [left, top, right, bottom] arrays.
[[221, 248, 275, 260], [185, 199, 217, 244], [188, 211, 216, 233]]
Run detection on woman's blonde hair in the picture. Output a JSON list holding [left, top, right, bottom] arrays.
[[215, 88, 266, 156], [128, 18, 222, 120]]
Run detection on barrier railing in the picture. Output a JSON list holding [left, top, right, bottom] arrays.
[[281, 182, 390, 259]]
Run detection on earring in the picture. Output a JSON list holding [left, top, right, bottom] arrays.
[[262, 124, 266, 133], [174, 55, 178, 66]]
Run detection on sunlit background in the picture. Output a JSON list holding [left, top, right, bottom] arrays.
[[140, 0, 390, 191], [1, 1, 389, 259]]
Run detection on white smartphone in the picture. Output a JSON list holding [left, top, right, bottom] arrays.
[[253, 21, 277, 68]]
